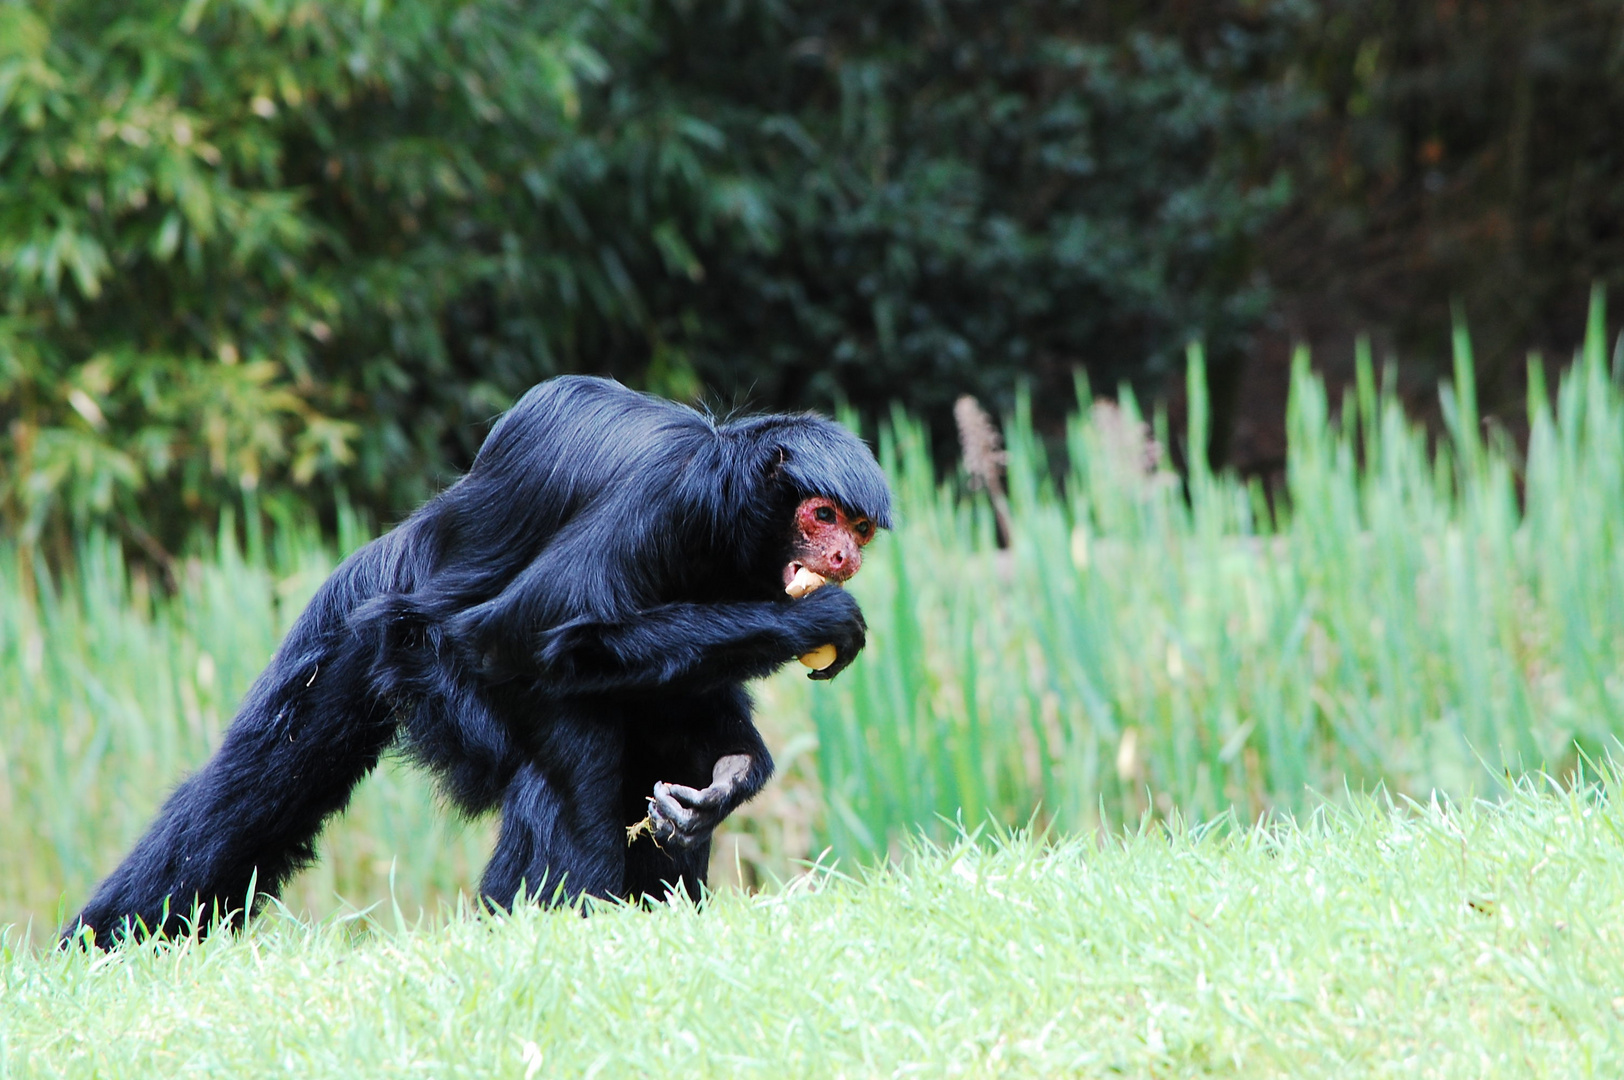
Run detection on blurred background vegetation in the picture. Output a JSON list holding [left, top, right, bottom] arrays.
[[5, 0, 1624, 935], [9, 323, 1624, 935], [7, 0, 1623, 550]]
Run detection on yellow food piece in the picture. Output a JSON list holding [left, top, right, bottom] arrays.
[[785, 567, 828, 598], [799, 643, 838, 670]]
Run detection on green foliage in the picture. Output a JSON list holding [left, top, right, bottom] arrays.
[[810, 295, 1624, 860], [579, 0, 1304, 424], [0, 0, 604, 548], [2, 0, 1310, 548], [11, 786, 1624, 1075], [8, 0, 1624, 546]]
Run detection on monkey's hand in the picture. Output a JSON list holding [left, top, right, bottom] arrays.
[[789, 586, 866, 681], [644, 754, 754, 849]]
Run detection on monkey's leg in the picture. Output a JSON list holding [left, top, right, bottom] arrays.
[[65, 650, 395, 949], [480, 716, 628, 909]]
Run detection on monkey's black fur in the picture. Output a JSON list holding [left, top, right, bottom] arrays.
[[66, 377, 892, 948]]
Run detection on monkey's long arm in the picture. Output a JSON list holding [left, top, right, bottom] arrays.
[[510, 586, 866, 693]]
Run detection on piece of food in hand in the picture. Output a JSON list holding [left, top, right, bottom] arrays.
[[785, 566, 828, 598], [785, 558, 841, 669], [799, 643, 839, 670]]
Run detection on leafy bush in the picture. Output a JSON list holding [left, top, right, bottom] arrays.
[[0, 0, 603, 550], [1, 0, 1307, 548]]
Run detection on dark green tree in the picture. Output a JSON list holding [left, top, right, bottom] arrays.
[[2, 0, 1310, 548], [0, 0, 608, 551], [569, 1, 1305, 442]]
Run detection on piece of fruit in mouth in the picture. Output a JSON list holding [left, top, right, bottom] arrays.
[[784, 565, 828, 599]]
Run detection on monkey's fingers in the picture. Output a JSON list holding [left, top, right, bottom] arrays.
[[650, 784, 700, 831], [649, 782, 727, 848], [655, 780, 724, 809]]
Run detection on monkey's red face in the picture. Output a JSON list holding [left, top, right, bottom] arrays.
[[783, 496, 876, 592]]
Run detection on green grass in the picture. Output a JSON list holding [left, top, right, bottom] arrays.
[[7, 780, 1624, 1077]]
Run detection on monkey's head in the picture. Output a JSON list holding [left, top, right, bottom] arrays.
[[709, 409, 891, 599], [783, 496, 877, 592]]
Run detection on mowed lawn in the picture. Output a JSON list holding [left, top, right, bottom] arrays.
[[6, 781, 1622, 1078]]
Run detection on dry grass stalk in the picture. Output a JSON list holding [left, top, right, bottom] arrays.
[[954, 395, 1014, 547]]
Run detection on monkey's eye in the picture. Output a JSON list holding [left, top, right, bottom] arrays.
[[855, 520, 872, 539], [815, 506, 837, 524]]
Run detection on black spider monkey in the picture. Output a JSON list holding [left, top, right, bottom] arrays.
[[66, 376, 891, 948]]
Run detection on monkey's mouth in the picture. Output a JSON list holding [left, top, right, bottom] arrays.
[[783, 563, 830, 598]]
